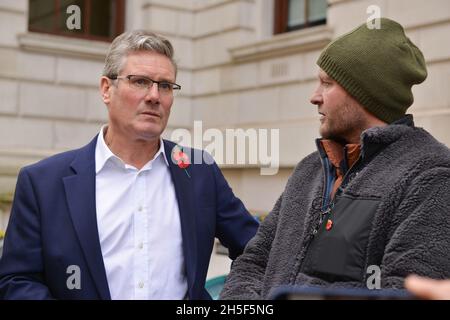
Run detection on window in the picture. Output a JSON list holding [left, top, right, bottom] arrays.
[[28, 0, 125, 42], [274, 0, 327, 34]]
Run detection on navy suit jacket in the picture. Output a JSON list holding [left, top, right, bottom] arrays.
[[0, 137, 258, 299]]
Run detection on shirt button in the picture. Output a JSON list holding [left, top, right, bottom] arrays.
[[138, 282, 144, 289]]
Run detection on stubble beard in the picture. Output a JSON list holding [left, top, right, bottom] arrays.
[[320, 99, 367, 145]]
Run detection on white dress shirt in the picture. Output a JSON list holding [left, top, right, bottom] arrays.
[[95, 126, 188, 299]]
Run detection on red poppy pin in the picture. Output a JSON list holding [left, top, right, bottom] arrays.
[[325, 219, 333, 231], [172, 146, 191, 178]]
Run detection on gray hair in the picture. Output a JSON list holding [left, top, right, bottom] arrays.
[[102, 30, 177, 78]]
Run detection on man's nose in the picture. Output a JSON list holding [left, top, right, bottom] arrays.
[[144, 83, 160, 103], [310, 86, 323, 106]]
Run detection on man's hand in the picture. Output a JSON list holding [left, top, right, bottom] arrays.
[[405, 275, 450, 300]]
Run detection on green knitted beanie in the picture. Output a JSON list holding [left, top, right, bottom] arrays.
[[317, 18, 427, 123]]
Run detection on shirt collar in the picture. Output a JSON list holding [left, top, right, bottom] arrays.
[[95, 125, 169, 174], [319, 139, 361, 170]]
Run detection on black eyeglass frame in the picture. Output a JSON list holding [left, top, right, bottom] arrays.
[[108, 74, 181, 91]]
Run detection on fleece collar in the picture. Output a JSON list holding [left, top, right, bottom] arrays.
[[359, 114, 415, 160]]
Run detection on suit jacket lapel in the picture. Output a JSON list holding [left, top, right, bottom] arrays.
[[164, 141, 198, 297], [63, 136, 111, 300]]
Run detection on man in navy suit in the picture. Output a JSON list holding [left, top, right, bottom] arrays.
[[0, 31, 258, 300]]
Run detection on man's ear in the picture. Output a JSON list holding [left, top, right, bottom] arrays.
[[100, 76, 112, 104]]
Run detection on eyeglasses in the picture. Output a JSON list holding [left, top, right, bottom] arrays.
[[109, 74, 181, 96]]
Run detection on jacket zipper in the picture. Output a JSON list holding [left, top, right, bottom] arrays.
[[297, 153, 331, 273], [313, 154, 333, 235], [297, 153, 364, 273]]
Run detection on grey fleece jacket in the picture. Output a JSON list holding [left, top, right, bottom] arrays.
[[220, 115, 450, 300]]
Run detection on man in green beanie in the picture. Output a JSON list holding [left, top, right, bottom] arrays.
[[221, 18, 450, 299]]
